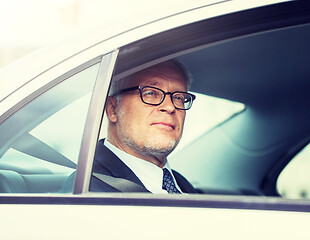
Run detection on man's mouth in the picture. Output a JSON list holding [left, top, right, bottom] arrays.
[[151, 122, 175, 130]]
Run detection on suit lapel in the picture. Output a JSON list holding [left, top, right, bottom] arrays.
[[172, 170, 197, 194], [93, 139, 148, 191]]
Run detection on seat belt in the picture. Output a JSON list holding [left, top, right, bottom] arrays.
[[92, 173, 148, 192]]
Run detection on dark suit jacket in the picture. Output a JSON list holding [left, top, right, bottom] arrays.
[[90, 139, 196, 193], [61, 139, 196, 193]]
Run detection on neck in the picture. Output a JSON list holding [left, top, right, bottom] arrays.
[[106, 136, 167, 168]]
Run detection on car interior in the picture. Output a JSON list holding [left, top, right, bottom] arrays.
[[170, 23, 310, 196]]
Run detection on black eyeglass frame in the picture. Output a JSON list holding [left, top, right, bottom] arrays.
[[112, 85, 196, 110]]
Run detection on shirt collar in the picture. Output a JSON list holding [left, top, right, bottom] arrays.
[[104, 140, 182, 194]]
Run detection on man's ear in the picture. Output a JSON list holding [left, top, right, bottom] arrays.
[[105, 96, 118, 123]]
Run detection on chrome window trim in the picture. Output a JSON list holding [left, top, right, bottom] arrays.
[[0, 194, 310, 213], [74, 50, 119, 194]]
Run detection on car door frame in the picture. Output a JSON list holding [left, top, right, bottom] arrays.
[[74, 50, 119, 194]]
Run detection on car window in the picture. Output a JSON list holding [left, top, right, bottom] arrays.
[[91, 1, 310, 196], [0, 62, 99, 193], [277, 143, 310, 199]]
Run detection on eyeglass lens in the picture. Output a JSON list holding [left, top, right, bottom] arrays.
[[141, 87, 192, 110]]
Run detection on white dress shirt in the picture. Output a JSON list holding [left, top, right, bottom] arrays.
[[104, 140, 182, 194]]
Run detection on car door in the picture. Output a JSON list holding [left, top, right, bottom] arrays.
[[0, 1, 310, 240]]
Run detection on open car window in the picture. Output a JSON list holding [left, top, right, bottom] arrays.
[[94, 2, 310, 196]]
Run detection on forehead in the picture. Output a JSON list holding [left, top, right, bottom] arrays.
[[126, 67, 187, 91]]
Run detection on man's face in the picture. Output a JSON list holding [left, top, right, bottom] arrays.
[[107, 67, 187, 165]]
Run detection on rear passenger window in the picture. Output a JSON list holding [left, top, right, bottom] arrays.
[[0, 62, 99, 193], [277, 143, 310, 199]]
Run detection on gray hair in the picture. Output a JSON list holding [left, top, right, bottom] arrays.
[[109, 59, 192, 96]]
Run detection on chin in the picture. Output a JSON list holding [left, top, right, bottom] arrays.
[[146, 137, 178, 151]]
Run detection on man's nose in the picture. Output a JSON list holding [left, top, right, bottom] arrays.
[[158, 95, 176, 113]]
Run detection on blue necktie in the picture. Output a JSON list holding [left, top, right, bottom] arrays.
[[162, 168, 181, 194]]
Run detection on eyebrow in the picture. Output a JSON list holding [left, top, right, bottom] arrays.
[[143, 79, 161, 85]]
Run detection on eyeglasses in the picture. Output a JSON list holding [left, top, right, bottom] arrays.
[[112, 85, 196, 110]]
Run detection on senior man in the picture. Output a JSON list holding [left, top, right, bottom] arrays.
[[90, 60, 197, 194]]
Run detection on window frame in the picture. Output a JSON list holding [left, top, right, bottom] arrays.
[[74, 51, 119, 194]]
